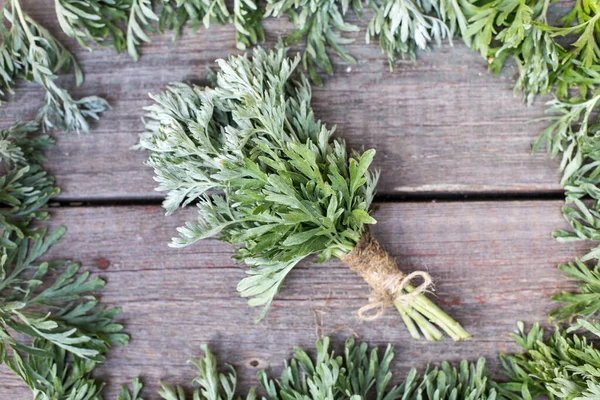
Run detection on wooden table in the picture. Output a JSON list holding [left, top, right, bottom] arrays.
[[0, 1, 587, 397]]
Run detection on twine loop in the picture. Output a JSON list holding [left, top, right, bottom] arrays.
[[356, 271, 432, 321], [340, 229, 434, 321]]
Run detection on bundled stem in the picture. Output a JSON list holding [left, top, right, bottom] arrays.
[[342, 229, 469, 341]]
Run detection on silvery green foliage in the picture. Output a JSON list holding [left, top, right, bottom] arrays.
[[265, 0, 361, 84], [155, 344, 257, 400], [55, 0, 264, 61], [0, 120, 129, 399], [365, 0, 457, 65], [473, 1, 600, 323], [550, 259, 600, 322], [531, 93, 600, 321], [138, 0, 264, 55], [139, 47, 378, 320], [0, 121, 57, 245], [1, 0, 109, 133], [462, 0, 558, 105], [500, 321, 600, 400], [54, 0, 129, 51], [118, 378, 144, 400], [127, 0, 158, 61], [259, 337, 503, 399], [462, 0, 600, 105], [155, 338, 503, 400], [10, 339, 105, 400], [265, 0, 465, 82]]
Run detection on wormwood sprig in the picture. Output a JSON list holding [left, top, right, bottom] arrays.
[[365, 0, 458, 65], [265, 0, 465, 82], [8, 339, 106, 400], [264, 0, 360, 85], [153, 0, 263, 55], [126, 337, 502, 399], [259, 337, 500, 399], [54, 0, 464, 83], [529, 91, 600, 320], [127, 0, 158, 61], [500, 320, 600, 399], [461, 0, 558, 104], [550, 259, 600, 322], [54, 0, 129, 52], [0, 228, 129, 362], [54, 0, 264, 61], [0, 121, 57, 245], [0, 120, 129, 399], [1, 0, 109, 133], [139, 46, 469, 341]]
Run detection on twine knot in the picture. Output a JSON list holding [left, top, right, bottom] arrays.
[[340, 230, 434, 321]]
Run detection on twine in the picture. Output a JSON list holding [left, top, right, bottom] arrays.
[[340, 229, 433, 321]]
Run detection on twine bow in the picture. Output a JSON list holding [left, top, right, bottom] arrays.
[[356, 270, 432, 321], [340, 229, 434, 321]]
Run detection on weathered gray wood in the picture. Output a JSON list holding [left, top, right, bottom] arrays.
[[0, 201, 589, 398], [0, 1, 561, 201]]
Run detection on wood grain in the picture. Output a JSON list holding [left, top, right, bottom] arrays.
[[0, 201, 589, 398], [0, 0, 562, 201]]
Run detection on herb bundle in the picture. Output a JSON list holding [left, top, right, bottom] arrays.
[[0, 120, 128, 398], [0, 0, 108, 133], [120, 337, 502, 400], [46, 0, 600, 324], [139, 46, 469, 341]]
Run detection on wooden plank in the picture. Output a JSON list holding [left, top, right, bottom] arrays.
[[0, 201, 589, 398], [0, 1, 561, 201]]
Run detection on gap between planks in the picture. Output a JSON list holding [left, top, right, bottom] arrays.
[[51, 190, 567, 209]]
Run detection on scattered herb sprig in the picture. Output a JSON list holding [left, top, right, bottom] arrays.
[[500, 320, 600, 399], [0, 119, 128, 399], [53, 0, 466, 83], [79, 321, 600, 400], [1, 0, 108, 133], [120, 337, 503, 400], [54, 0, 264, 62]]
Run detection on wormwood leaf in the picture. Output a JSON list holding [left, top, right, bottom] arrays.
[[366, 0, 453, 66], [127, 0, 158, 61], [56, 0, 262, 62], [118, 378, 144, 400], [54, 0, 129, 52], [0, 121, 57, 241], [264, 0, 464, 82]]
